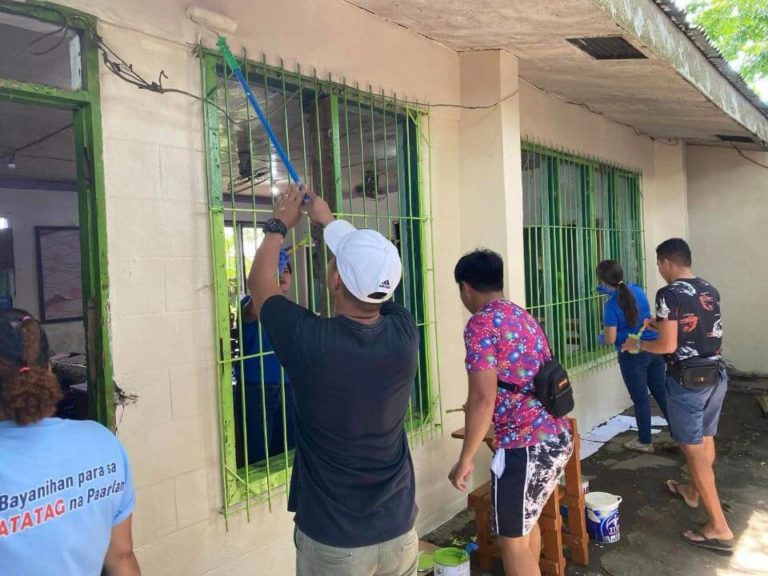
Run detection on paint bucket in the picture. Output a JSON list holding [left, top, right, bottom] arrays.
[[585, 492, 622, 544], [432, 547, 470, 576]]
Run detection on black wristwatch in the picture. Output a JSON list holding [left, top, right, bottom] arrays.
[[263, 218, 288, 238]]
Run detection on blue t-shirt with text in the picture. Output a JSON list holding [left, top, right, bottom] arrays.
[[0, 418, 135, 576], [603, 283, 659, 349]]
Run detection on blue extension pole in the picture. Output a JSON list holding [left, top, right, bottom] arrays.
[[217, 36, 304, 189]]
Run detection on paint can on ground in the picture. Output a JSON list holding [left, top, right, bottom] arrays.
[[585, 492, 622, 544], [432, 547, 470, 576]]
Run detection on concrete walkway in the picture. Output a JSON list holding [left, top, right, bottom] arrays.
[[425, 376, 768, 576]]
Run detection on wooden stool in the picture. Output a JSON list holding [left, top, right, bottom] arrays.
[[466, 418, 589, 575], [467, 481, 496, 572]]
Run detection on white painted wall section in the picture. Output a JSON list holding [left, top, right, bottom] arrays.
[[686, 146, 768, 374]]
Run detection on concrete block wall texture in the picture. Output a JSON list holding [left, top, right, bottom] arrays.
[[0, 188, 85, 353], [41, 1, 690, 573], [686, 146, 768, 375]]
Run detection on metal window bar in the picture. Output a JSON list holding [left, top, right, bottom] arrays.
[[522, 143, 644, 376], [201, 51, 441, 519]]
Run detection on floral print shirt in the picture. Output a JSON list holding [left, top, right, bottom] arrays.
[[464, 300, 570, 449]]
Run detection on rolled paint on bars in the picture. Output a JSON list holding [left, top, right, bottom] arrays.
[[216, 37, 308, 200]]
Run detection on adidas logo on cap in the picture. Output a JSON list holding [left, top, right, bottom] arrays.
[[379, 279, 391, 289]]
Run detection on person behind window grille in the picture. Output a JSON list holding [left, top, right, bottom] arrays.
[[235, 249, 297, 465], [0, 309, 141, 576], [248, 185, 420, 576]]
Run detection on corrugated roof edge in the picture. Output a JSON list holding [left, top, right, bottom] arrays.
[[653, 0, 768, 121]]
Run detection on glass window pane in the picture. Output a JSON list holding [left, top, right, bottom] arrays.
[[0, 11, 83, 90]]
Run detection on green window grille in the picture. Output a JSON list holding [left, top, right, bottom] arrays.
[[522, 143, 644, 374], [200, 51, 443, 520]]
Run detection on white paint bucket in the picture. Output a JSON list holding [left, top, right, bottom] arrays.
[[585, 492, 622, 544], [432, 547, 470, 576]]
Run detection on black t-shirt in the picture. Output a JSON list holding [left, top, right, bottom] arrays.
[[655, 277, 723, 364], [259, 295, 419, 547]]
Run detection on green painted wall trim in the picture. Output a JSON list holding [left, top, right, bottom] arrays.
[[0, 1, 115, 428]]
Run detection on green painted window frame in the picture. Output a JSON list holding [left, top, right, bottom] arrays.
[[0, 0, 114, 427], [200, 50, 443, 520], [522, 142, 645, 375]]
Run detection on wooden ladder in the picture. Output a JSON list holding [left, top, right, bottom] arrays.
[[467, 418, 589, 575]]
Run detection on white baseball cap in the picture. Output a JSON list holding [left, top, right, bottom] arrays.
[[323, 220, 402, 304]]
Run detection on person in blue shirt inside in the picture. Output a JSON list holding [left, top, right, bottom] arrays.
[[597, 260, 668, 453], [234, 248, 296, 465], [0, 309, 140, 576]]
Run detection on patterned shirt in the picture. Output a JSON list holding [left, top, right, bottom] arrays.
[[655, 277, 722, 364], [464, 300, 570, 449]]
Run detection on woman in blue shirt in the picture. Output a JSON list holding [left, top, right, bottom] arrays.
[[598, 260, 668, 453], [0, 310, 140, 576]]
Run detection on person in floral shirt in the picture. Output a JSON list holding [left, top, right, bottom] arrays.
[[449, 249, 573, 576]]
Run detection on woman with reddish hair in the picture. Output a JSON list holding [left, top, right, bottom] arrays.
[[0, 309, 141, 576]]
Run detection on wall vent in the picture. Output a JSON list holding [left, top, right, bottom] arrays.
[[567, 36, 647, 60], [716, 134, 754, 143]]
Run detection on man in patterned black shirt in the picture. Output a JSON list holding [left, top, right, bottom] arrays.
[[622, 238, 732, 554]]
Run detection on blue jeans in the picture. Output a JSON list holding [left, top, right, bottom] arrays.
[[617, 351, 668, 444], [236, 381, 297, 464]]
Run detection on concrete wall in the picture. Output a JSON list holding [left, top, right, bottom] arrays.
[[686, 146, 768, 374], [0, 188, 84, 353], [37, 2, 690, 574]]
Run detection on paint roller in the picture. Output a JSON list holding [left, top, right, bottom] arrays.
[[186, 7, 307, 194]]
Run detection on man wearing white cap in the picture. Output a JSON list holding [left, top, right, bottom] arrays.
[[248, 184, 420, 576]]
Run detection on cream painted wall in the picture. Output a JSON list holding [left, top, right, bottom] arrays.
[[458, 50, 525, 304], [0, 188, 85, 353], [686, 145, 768, 374]]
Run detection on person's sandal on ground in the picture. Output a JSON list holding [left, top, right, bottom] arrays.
[[654, 438, 680, 452], [623, 438, 655, 453], [664, 479, 699, 508], [682, 531, 734, 555]]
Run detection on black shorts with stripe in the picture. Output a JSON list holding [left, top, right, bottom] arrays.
[[491, 432, 573, 538]]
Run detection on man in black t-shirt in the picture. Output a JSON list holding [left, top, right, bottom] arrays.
[[247, 184, 419, 576], [622, 238, 732, 554]]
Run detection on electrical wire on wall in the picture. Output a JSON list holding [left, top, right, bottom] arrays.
[[0, 0, 521, 117]]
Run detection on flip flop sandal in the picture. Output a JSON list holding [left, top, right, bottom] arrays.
[[682, 532, 734, 555], [664, 479, 699, 509]]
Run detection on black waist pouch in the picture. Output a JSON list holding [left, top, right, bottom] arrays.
[[498, 359, 574, 418], [535, 360, 575, 417], [669, 357, 721, 390]]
